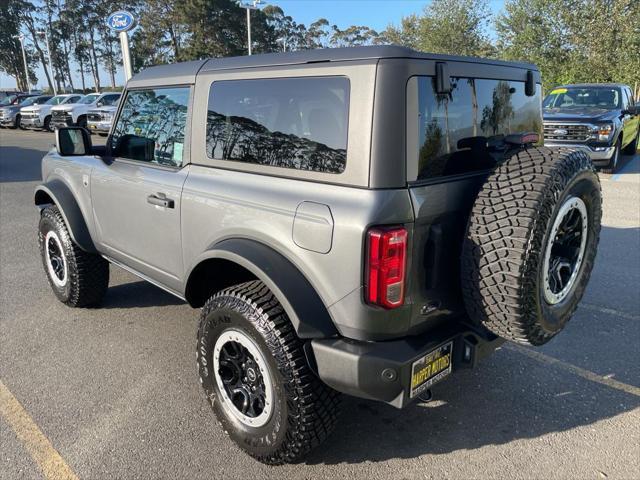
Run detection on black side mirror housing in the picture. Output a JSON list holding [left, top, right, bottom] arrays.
[[624, 105, 640, 115], [435, 62, 451, 94], [525, 70, 536, 97], [55, 127, 92, 156]]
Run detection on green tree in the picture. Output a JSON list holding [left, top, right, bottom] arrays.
[[0, 0, 37, 91], [384, 0, 495, 57]]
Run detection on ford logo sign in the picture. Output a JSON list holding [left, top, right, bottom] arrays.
[[553, 128, 568, 136], [106, 11, 136, 32]]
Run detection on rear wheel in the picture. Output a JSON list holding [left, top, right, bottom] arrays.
[[461, 147, 602, 346], [38, 205, 109, 307], [197, 280, 339, 464]]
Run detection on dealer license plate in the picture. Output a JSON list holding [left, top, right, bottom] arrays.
[[410, 341, 453, 398]]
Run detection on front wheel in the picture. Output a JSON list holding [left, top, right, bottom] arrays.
[[38, 206, 109, 307], [601, 138, 621, 174], [77, 116, 87, 130], [197, 281, 340, 465], [43, 115, 52, 132]]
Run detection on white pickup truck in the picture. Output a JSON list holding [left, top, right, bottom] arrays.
[[50, 92, 121, 130], [19, 94, 83, 131]]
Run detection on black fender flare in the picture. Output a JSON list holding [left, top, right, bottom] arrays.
[[192, 238, 338, 339], [34, 179, 97, 253]]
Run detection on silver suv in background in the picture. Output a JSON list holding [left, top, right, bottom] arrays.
[[0, 95, 51, 129], [19, 94, 83, 131], [35, 46, 602, 465], [50, 92, 120, 130], [86, 97, 120, 136]]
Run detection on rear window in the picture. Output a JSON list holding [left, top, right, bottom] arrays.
[[409, 77, 542, 181], [206, 77, 349, 174]]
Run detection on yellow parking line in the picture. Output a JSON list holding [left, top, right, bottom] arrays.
[[506, 345, 640, 397], [0, 380, 79, 480]]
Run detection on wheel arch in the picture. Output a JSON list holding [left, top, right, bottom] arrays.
[[34, 180, 97, 253], [185, 238, 338, 339]]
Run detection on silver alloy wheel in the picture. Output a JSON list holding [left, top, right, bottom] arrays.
[[542, 196, 588, 304], [213, 328, 274, 428], [44, 230, 68, 287]]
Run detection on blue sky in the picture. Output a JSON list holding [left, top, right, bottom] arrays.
[[1, 0, 506, 90]]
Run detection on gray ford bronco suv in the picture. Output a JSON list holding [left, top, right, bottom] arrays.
[[35, 46, 602, 464]]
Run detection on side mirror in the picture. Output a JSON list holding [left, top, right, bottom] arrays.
[[624, 105, 640, 115], [55, 127, 92, 156], [96, 101, 104, 107]]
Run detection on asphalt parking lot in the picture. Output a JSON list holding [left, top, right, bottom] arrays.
[[1, 128, 639, 480]]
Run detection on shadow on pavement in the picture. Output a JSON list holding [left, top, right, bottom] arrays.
[[102, 280, 185, 309], [0, 145, 48, 182]]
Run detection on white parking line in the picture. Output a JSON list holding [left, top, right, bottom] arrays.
[[505, 345, 640, 397]]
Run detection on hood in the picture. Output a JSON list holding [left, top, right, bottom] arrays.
[[88, 106, 118, 114], [51, 104, 76, 112], [543, 106, 620, 123], [20, 105, 40, 113]]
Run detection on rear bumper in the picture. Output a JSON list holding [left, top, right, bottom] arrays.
[[310, 323, 503, 408], [544, 141, 615, 165]]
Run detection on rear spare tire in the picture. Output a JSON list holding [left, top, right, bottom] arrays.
[[461, 147, 602, 346]]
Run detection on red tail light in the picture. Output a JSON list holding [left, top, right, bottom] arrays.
[[366, 226, 407, 308]]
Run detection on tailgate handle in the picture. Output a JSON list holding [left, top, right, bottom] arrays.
[[147, 194, 174, 209]]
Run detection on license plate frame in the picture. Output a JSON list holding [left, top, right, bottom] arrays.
[[409, 340, 454, 398]]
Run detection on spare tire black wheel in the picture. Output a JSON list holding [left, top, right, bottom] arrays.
[[461, 147, 602, 346]]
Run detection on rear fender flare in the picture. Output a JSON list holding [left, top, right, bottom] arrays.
[[34, 179, 97, 253], [189, 238, 338, 339]]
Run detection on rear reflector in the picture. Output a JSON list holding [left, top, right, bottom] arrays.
[[366, 226, 408, 308]]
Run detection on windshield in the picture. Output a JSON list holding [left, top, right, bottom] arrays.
[[19, 97, 39, 107], [45, 96, 67, 106], [78, 94, 100, 105], [100, 95, 121, 106], [544, 87, 621, 109], [0, 95, 18, 106]]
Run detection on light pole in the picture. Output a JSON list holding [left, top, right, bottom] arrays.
[[12, 34, 30, 93], [37, 30, 57, 95], [240, 0, 262, 55]]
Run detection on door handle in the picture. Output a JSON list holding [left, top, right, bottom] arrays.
[[147, 194, 175, 209]]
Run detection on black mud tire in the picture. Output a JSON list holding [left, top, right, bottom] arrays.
[[461, 147, 602, 346], [38, 205, 109, 307], [197, 280, 340, 465], [622, 129, 639, 155], [601, 138, 621, 174]]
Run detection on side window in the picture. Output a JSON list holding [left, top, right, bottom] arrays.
[[621, 89, 630, 110], [411, 76, 542, 181], [102, 94, 120, 106], [110, 87, 190, 167], [206, 77, 349, 174]]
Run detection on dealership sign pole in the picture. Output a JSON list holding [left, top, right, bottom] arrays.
[[106, 11, 136, 82]]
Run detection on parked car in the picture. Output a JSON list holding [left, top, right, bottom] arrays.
[[0, 95, 52, 129], [50, 92, 120, 130], [36, 46, 602, 465], [86, 98, 120, 136], [543, 83, 640, 173], [19, 94, 84, 131]]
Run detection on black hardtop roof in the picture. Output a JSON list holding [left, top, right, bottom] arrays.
[[128, 45, 538, 87]]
